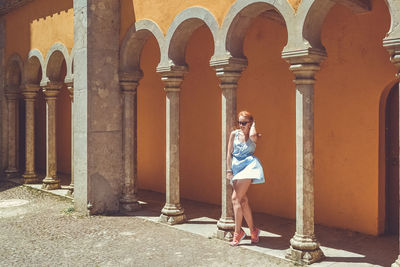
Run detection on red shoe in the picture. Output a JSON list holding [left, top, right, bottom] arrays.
[[251, 227, 260, 243], [230, 229, 246, 246]]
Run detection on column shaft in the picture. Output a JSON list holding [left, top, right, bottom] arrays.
[[211, 58, 247, 240], [42, 83, 61, 190], [159, 68, 186, 225], [4, 91, 18, 177], [119, 72, 142, 214], [22, 86, 39, 183], [283, 54, 325, 265]]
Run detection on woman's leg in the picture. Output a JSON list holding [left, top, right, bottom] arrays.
[[241, 194, 255, 233], [232, 179, 252, 234]]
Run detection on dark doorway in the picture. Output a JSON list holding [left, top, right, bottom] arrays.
[[386, 83, 399, 234]]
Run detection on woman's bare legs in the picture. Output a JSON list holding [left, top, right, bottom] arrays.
[[241, 194, 255, 233], [232, 179, 253, 234]]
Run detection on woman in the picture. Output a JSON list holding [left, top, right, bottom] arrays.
[[226, 111, 265, 246]]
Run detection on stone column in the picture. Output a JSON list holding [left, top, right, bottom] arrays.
[[384, 41, 400, 267], [66, 82, 74, 196], [42, 82, 62, 190], [119, 71, 143, 214], [4, 88, 18, 178], [22, 84, 40, 183], [283, 52, 325, 265], [210, 57, 247, 240], [158, 66, 187, 225]]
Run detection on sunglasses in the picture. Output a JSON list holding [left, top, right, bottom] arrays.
[[238, 121, 250, 126]]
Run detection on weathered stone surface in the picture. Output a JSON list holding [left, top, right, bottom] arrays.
[[73, 0, 123, 214], [158, 67, 187, 224], [21, 84, 40, 184], [42, 82, 62, 190], [210, 56, 247, 240], [119, 71, 143, 214]]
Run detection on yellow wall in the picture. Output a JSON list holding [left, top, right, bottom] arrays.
[[315, 0, 395, 234], [137, 36, 166, 193], [5, 0, 73, 60]]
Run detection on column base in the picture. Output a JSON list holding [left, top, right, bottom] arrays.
[[215, 217, 235, 241], [285, 234, 325, 264], [120, 193, 141, 215], [392, 256, 400, 267], [5, 168, 18, 178], [42, 176, 61, 190], [159, 213, 186, 225], [66, 184, 74, 197], [160, 203, 186, 225], [22, 172, 39, 184]]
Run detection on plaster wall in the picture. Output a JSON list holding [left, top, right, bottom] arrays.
[[4, 0, 73, 60], [315, 0, 396, 235]]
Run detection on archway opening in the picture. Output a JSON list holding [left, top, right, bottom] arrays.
[[56, 59, 71, 185], [385, 82, 399, 235]]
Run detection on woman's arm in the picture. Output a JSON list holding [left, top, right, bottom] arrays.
[[226, 130, 236, 181], [249, 121, 259, 143]]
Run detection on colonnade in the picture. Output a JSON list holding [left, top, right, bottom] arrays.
[[4, 78, 73, 192]]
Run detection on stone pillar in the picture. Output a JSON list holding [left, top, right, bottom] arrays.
[[384, 41, 400, 267], [22, 84, 40, 183], [210, 57, 247, 240], [4, 88, 18, 178], [42, 82, 62, 190], [158, 66, 187, 225], [73, 0, 123, 214], [66, 82, 74, 196], [119, 71, 143, 214], [283, 51, 325, 265]]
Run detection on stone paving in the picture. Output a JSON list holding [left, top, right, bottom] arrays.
[[0, 181, 288, 267], [0, 180, 397, 266]]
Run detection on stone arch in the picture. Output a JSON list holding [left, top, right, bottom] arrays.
[[296, 0, 372, 52], [163, 6, 219, 68], [120, 19, 165, 73], [43, 42, 70, 84], [213, 0, 293, 60], [5, 53, 24, 90], [24, 49, 45, 85]]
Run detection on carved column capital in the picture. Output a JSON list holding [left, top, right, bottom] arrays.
[[210, 56, 247, 86], [282, 48, 326, 84], [383, 38, 400, 78], [119, 71, 143, 93], [22, 83, 40, 99], [65, 81, 73, 100], [4, 86, 19, 100], [158, 65, 187, 92], [42, 81, 62, 99]]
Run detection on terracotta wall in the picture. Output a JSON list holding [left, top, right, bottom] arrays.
[[315, 0, 396, 235], [5, 0, 73, 60], [137, 36, 166, 193]]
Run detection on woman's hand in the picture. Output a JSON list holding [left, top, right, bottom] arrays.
[[226, 172, 233, 181]]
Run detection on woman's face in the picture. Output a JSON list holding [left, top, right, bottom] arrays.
[[238, 115, 251, 134]]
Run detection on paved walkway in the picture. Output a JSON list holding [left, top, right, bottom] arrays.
[[1, 179, 397, 266]]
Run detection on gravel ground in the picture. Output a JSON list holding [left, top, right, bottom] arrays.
[[0, 181, 290, 267]]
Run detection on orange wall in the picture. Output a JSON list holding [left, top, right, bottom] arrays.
[[180, 26, 221, 204], [137, 36, 166, 193], [5, 0, 73, 60], [315, 0, 396, 235], [238, 17, 295, 218], [125, 0, 298, 36]]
